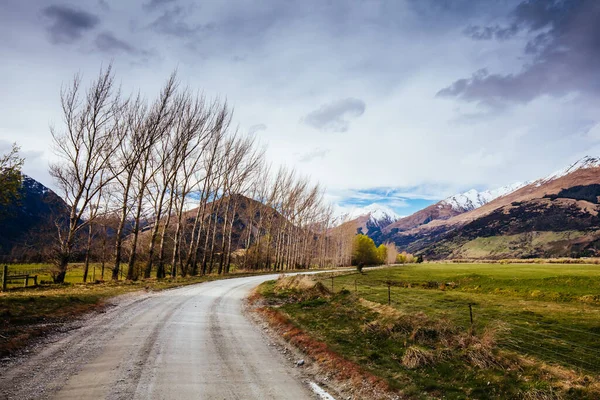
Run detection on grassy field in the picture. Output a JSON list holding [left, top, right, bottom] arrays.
[[1, 262, 115, 288], [451, 231, 591, 259], [256, 263, 600, 399]]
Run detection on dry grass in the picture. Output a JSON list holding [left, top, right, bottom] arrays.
[[273, 275, 331, 300], [364, 292, 600, 395], [362, 295, 509, 370], [401, 346, 434, 369], [521, 387, 564, 400], [255, 305, 393, 400]]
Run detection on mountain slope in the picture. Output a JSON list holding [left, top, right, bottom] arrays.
[[442, 182, 528, 212], [0, 175, 69, 258], [331, 203, 400, 244], [382, 182, 527, 237], [381, 156, 600, 259], [334, 203, 400, 227]]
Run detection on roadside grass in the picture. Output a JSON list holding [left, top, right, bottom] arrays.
[[255, 264, 600, 399]]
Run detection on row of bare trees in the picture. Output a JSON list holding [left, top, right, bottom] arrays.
[[48, 66, 353, 283]]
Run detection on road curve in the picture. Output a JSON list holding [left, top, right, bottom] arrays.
[[0, 274, 320, 400]]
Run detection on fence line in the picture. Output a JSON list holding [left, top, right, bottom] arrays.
[[321, 273, 600, 375]]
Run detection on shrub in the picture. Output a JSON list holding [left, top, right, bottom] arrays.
[[352, 234, 380, 267]]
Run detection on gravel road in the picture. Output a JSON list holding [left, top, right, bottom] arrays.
[[0, 274, 325, 400]]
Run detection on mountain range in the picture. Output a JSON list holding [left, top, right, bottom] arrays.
[[360, 156, 600, 259]]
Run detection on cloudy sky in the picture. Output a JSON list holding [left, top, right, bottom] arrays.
[[1, 0, 599, 215]]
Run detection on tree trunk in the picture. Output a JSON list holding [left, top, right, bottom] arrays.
[[225, 200, 238, 273], [82, 223, 93, 282], [112, 178, 132, 281], [157, 193, 174, 279], [218, 195, 231, 275], [127, 187, 146, 280]]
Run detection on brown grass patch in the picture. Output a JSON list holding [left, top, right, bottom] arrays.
[[274, 275, 330, 298], [254, 305, 391, 399], [401, 346, 434, 369]]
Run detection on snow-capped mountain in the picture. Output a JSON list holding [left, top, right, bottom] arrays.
[[333, 203, 402, 226], [536, 156, 600, 186], [441, 156, 600, 212], [441, 181, 528, 212]]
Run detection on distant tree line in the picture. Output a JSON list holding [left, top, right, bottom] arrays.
[[351, 234, 422, 271]]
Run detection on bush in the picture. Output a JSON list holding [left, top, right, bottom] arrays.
[[352, 234, 380, 267]]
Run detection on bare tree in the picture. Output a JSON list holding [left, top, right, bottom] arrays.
[[168, 92, 224, 277], [111, 94, 146, 280], [50, 65, 124, 283], [126, 75, 178, 280]]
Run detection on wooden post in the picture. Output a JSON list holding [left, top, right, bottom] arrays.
[[387, 281, 391, 305], [331, 276, 334, 293], [24, 275, 28, 288], [2, 265, 7, 291], [469, 303, 474, 334], [33, 275, 38, 286]]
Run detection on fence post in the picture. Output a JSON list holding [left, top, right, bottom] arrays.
[[468, 303, 474, 334], [387, 281, 391, 305], [2, 265, 7, 291]]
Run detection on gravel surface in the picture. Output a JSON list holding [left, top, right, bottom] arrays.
[[0, 274, 323, 400]]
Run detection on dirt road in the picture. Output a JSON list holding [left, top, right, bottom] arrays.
[[0, 274, 325, 399]]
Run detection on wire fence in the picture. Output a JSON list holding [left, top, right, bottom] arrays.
[[319, 272, 600, 376]]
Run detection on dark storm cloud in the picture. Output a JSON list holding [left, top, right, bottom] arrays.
[[42, 5, 100, 44], [439, 0, 600, 105], [95, 32, 135, 54], [303, 98, 366, 133]]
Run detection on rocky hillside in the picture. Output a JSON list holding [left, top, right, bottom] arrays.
[[381, 156, 600, 259]]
